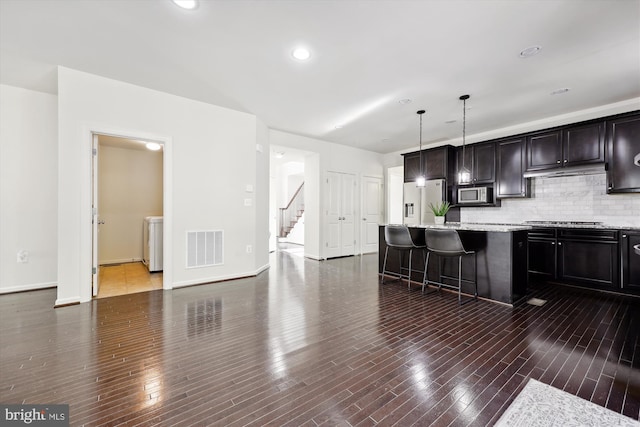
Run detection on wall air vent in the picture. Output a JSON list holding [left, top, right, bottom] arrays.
[[186, 230, 223, 268]]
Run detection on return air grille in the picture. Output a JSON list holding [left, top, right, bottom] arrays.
[[186, 230, 223, 268]]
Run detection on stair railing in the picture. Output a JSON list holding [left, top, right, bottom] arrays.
[[279, 182, 304, 238]]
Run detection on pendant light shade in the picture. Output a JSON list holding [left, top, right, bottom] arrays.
[[416, 109, 426, 187], [458, 94, 472, 184]]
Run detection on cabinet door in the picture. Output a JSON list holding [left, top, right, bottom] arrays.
[[527, 130, 562, 171], [563, 122, 605, 166], [528, 239, 556, 280], [557, 239, 618, 290], [403, 152, 421, 183], [621, 231, 640, 292], [425, 147, 447, 180], [497, 138, 528, 198], [473, 142, 496, 183], [607, 114, 640, 193]]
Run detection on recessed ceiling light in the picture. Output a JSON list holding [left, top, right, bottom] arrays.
[[445, 120, 457, 124], [335, 125, 344, 129], [551, 88, 571, 95], [519, 45, 542, 58], [398, 99, 412, 105], [381, 138, 390, 142], [146, 142, 162, 151], [172, 0, 198, 10], [292, 47, 311, 61]]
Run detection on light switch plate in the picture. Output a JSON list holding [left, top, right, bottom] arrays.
[[245, 184, 254, 193], [244, 198, 252, 206]]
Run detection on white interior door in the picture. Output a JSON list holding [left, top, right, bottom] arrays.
[[361, 176, 382, 253], [325, 171, 356, 259], [340, 173, 356, 257], [92, 134, 100, 297]]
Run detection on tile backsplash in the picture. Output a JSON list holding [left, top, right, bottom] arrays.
[[461, 173, 640, 227]]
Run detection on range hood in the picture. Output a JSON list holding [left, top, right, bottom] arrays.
[[523, 163, 606, 179]]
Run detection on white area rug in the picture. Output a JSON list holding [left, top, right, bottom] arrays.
[[495, 379, 640, 427]]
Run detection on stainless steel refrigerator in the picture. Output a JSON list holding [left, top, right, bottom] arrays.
[[403, 179, 445, 225]]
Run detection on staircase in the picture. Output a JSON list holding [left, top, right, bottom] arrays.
[[279, 183, 304, 238]]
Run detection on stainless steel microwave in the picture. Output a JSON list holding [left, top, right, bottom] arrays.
[[458, 187, 490, 204]]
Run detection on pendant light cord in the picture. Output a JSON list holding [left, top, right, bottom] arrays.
[[459, 94, 470, 179]]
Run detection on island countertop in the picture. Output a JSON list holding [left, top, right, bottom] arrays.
[[411, 222, 533, 232]]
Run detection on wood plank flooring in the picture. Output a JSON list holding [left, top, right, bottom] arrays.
[[1, 251, 639, 426]]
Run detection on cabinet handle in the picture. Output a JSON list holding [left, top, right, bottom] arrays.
[[558, 242, 562, 246], [552, 242, 555, 245], [623, 235, 627, 238], [563, 159, 568, 163], [556, 160, 561, 164]]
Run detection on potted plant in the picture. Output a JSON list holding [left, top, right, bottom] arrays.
[[429, 201, 450, 225]]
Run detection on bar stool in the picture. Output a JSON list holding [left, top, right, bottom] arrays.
[[381, 225, 426, 289], [422, 228, 478, 305]]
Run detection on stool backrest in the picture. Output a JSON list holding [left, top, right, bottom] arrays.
[[425, 229, 466, 256], [384, 225, 415, 248]]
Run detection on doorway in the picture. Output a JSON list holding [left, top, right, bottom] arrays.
[[92, 134, 164, 298], [270, 145, 309, 257]]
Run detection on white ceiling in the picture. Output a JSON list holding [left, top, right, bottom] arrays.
[[1, 0, 639, 154]]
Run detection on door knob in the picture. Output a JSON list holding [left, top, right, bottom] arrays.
[[98, 220, 105, 225]]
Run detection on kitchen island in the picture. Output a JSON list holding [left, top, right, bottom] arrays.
[[378, 223, 530, 305]]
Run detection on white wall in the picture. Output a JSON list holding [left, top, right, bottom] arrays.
[[98, 142, 163, 264], [269, 129, 384, 259], [0, 85, 58, 293], [57, 67, 268, 305]]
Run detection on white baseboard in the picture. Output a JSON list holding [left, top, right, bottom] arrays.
[[0, 281, 57, 294], [55, 296, 80, 307], [172, 263, 271, 289]]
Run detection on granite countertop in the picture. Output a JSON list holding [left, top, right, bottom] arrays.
[[383, 222, 640, 232], [411, 223, 532, 232]]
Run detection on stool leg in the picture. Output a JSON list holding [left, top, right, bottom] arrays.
[[458, 255, 462, 305], [408, 249, 413, 290], [381, 246, 389, 284], [422, 251, 430, 293]]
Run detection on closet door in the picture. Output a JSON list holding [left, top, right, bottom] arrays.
[[325, 171, 356, 258]]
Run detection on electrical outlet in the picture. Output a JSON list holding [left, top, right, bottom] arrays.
[[17, 250, 29, 263], [246, 245, 253, 254], [244, 198, 252, 206]]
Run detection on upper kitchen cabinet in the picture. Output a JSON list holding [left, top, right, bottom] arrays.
[[526, 122, 605, 171], [403, 151, 421, 183], [456, 142, 496, 184], [563, 121, 605, 165], [606, 112, 640, 193], [526, 130, 563, 171], [424, 145, 456, 181], [497, 137, 530, 198]]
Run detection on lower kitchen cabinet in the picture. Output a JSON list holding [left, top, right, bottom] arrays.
[[527, 229, 556, 281], [621, 230, 640, 292], [556, 229, 619, 290]]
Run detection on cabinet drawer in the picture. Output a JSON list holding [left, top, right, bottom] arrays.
[[527, 228, 556, 239], [558, 229, 618, 241]]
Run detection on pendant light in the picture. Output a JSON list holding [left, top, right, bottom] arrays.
[[416, 109, 426, 187], [458, 94, 472, 184]]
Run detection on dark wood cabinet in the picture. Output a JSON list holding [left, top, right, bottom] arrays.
[[527, 229, 557, 282], [403, 151, 421, 183], [425, 146, 454, 180], [564, 122, 605, 165], [527, 130, 563, 171], [497, 138, 529, 198], [606, 113, 640, 193], [621, 231, 640, 292], [557, 229, 619, 290], [456, 142, 495, 184], [526, 122, 604, 171]]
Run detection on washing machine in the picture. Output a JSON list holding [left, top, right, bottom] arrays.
[[143, 216, 163, 272]]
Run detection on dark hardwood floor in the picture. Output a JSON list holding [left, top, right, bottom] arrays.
[[1, 250, 639, 426]]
